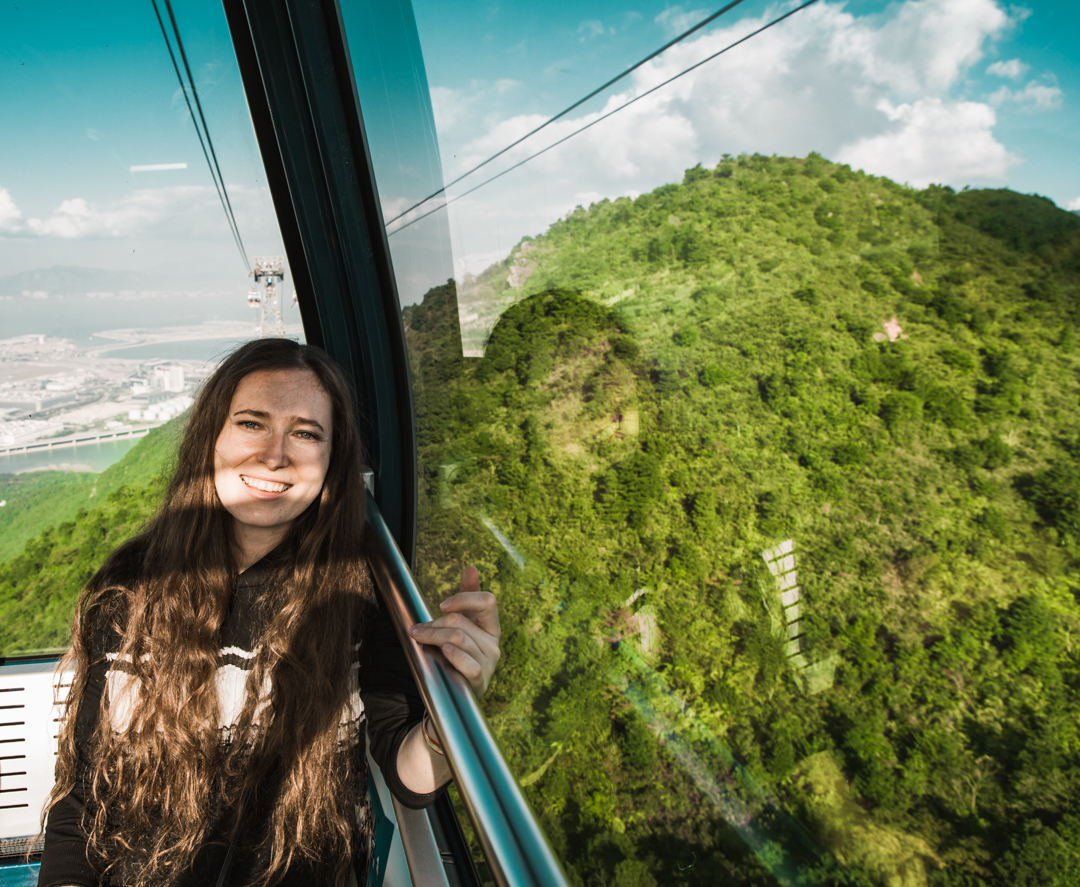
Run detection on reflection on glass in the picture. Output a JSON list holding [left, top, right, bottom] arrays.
[[349, 0, 1080, 884], [0, 2, 293, 657]]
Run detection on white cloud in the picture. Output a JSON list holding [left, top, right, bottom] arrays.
[[25, 190, 195, 238], [0, 184, 285, 294], [824, 0, 1010, 96], [655, 6, 711, 38], [576, 20, 605, 41], [989, 78, 1064, 111], [572, 191, 606, 207], [5, 185, 278, 244], [27, 198, 113, 238], [381, 193, 417, 221], [404, 0, 1034, 279], [986, 57, 1028, 79], [430, 80, 523, 134], [0, 187, 24, 234], [837, 98, 1019, 187], [1065, 196, 1080, 212], [429, 85, 472, 133]]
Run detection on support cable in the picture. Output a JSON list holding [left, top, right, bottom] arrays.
[[388, 0, 819, 237], [151, 0, 251, 272], [384, 0, 750, 228]]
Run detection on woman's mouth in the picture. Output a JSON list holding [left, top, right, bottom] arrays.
[[240, 475, 292, 493]]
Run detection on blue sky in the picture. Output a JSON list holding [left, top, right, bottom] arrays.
[[0, 0, 281, 296], [393, 0, 1080, 286], [409, 0, 1079, 204], [1, 1, 1078, 309], [406, 0, 1080, 198]]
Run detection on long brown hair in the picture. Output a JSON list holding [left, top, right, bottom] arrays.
[[47, 338, 374, 886]]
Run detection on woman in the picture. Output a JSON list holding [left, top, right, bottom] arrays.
[[39, 338, 500, 887]]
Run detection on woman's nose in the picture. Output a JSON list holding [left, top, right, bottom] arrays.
[[258, 432, 289, 468]]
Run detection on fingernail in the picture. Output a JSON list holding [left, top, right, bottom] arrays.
[[444, 644, 455, 654], [439, 600, 449, 610], [409, 624, 421, 634]]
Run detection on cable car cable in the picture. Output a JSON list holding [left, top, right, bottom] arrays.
[[150, 0, 249, 272], [150, 0, 251, 272], [163, 0, 251, 272], [388, 0, 819, 237], [383, 0, 750, 228]]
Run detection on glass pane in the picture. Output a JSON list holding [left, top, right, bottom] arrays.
[[0, 1, 295, 657], [345, 1, 1080, 885]]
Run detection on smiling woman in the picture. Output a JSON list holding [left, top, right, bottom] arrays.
[[214, 368, 334, 572], [36, 339, 501, 887]]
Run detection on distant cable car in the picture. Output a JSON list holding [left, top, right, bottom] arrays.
[[247, 289, 261, 308]]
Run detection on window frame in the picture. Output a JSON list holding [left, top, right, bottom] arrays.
[[223, 0, 418, 561]]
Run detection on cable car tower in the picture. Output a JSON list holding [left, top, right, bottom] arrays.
[[249, 256, 286, 338]]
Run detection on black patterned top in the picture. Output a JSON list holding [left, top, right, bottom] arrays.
[[38, 549, 434, 887]]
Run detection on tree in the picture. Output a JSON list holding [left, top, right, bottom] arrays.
[[879, 391, 923, 436]]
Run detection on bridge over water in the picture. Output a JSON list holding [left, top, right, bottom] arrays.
[[0, 424, 163, 458]]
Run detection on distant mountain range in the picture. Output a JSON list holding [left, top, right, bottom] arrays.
[[0, 265, 161, 297]]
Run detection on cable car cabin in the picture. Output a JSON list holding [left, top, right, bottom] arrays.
[[3, 0, 1080, 886], [0, 0, 556, 883]]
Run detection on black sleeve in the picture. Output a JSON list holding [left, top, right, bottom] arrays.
[[38, 645, 111, 887], [359, 600, 441, 810]]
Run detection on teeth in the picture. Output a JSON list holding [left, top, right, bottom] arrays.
[[241, 475, 291, 493]]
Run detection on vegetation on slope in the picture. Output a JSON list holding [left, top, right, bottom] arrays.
[[0, 470, 94, 563], [403, 153, 1080, 887], [0, 478, 167, 654], [3, 150, 1080, 885], [0, 418, 181, 562], [0, 419, 181, 653]]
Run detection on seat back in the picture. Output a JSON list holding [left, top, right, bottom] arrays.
[[0, 657, 462, 887], [0, 657, 68, 860]]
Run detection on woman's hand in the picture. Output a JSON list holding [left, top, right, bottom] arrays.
[[409, 566, 501, 697], [399, 567, 499, 793]]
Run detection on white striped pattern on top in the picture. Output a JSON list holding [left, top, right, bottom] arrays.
[[102, 648, 365, 740]]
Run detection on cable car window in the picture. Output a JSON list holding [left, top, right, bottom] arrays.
[[343, 0, 1080, 884], [0, 1, 295, 658]]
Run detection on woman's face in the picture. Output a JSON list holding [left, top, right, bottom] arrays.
[[214, 368, 333, 554]]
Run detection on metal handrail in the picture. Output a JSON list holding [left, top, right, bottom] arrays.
[[364, 497, 569, 887]]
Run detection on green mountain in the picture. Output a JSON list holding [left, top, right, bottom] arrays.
[[0, 418, 182, 563], [0, 264, 157, 297], [0, 471, 95, 563], [3, 150, 1080, 885], [404, 154, 1080, 886], [0, 419, 181, 653]]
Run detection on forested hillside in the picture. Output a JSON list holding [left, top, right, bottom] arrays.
[[0, 420, 180, 653], [0, 420, 181, 562], [404, 154, 1080, 887], [2, 150, 1079, 886]]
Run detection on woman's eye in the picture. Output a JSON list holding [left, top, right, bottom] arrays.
[[240, 420, 260, 430], [296, 431, 318, 441]]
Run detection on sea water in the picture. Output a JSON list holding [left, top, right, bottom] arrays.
[[0, 439, 139, 475], [99, 338, 254, 362]]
